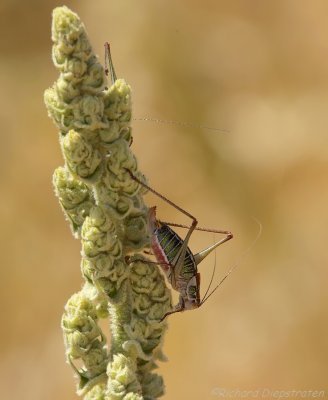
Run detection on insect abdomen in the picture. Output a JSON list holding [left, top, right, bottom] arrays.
[[155, 224, 196, 278]]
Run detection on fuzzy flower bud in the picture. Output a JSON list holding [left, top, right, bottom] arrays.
[[53, 166, 94, 237], [106, 354, 143, 400], [62, 287, 108, 392], [63, 130, 103, 181]]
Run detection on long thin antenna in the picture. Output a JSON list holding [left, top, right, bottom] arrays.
[[201, 217, 263, 306], [200, 264, 234, 306], [201, 238, 217, 303], [133, 116, 230, 134]]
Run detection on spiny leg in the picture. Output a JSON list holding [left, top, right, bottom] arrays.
[[125, 168, 234, 312], [159, 221, 233, 237], [124, 168, 197, 224], [125, 255, 172, 270], [125, 168, 198, 279], [104, 42, 117, 83]]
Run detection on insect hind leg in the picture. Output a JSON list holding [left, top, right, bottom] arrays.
[[160, 221, 233, 238], [125, 168, 198, 276], [124, 168, 198, 225]]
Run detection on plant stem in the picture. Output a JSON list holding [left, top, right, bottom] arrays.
[[44, 6, 171, 399]]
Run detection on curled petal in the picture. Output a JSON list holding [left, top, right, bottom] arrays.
[[103, 79, 132, 122], [63, 130, 102, 180]]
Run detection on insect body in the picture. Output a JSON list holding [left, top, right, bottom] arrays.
[[104, 44, 234, 319], [148, 207, 201, 312], [125, 169, 233, 320]]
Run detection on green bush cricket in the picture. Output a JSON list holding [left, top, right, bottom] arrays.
[[104, 43, 234, 320], [125, 169, 233, 321]]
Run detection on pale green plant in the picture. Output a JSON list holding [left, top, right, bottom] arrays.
[[44, 6, 171, 399]]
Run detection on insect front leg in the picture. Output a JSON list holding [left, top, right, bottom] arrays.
[[143, 249, 154, 256], [160, 295, 186, 322], [125, 255, 172, 269]]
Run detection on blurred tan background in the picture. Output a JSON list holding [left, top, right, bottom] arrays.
[[1, 1, 327, 399]]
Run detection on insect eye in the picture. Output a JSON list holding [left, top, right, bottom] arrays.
[[188, 285, 197, 299]]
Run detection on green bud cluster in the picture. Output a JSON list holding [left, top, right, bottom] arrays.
[[44, 6, 171, 399]]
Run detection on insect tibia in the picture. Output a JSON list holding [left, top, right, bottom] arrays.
[[159, 298, 185, 321], [124, 168, 197, 223], [104, 42, 117, 83], [159, 221, 232, 236]]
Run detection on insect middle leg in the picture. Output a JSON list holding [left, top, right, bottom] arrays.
[[125, 168, 198, 277], [160, 295, 186, 321], [159, 221, 233, 265], [125, 255, 172, 270]]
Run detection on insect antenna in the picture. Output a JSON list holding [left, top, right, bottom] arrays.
[[133, 116, 230, 135], [103, 44, 229, 136], [200, 264, 236, 306], [200, 217, 263, 307], [200, 239, 217, 303]]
